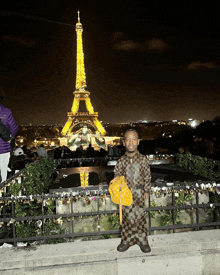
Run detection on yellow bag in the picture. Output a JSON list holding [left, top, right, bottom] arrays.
[[108, 176, 133, 206]]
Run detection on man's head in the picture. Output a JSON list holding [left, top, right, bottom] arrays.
[[123, 129, 139, 155]]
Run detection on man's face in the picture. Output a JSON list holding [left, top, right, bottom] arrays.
[[123, 131, 139, 154]]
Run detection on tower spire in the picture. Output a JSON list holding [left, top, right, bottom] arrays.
[[75, 10, 86, 90]]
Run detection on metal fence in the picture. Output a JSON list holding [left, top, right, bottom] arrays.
[[0, 155, 219, 247], [0, 185, 220, 247]]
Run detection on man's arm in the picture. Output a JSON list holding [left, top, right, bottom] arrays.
[[143, 157, 151, 195], [114, 158, 123, 178]]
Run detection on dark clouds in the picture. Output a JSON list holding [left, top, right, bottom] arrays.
[[188, 61, 219, 70], [113, 35, 169, 52], [1, 35, 38, 47]]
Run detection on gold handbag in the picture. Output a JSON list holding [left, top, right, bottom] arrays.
[[109, 176, 132, 225], [109, 176, 133, 206]]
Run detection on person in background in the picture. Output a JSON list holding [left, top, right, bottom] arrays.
[[114, 129, 151, 253], [37, 143, 48, 159], [10, 147, 31, 173], [22, 145, 32, 158], [63, 145, 72, 158], [108, 145, 114, 157], [32, 151, 40, 161], [54, 146, 62, 159], [0, 89, 18, 183], [114, 146, 121, 157], [86, 143, 95, 157], [99, 147, 107, 157]]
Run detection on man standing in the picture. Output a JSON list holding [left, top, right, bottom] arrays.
[[114, 129, 151, 253], [37, 143, 48, 159], [0, 89, 18, 183]]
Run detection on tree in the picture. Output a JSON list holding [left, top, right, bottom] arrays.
[[194, 120, 216, 140]]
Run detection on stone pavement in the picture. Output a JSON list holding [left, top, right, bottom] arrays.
[[0, 229, 220, 275]]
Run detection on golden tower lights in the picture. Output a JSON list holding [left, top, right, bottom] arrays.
[[62, 11, 106, 136]]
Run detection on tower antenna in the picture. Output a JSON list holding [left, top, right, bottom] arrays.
[[77, 10, 80, 22]]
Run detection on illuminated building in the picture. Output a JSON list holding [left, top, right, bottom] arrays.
[[62, 11, 106, 139]]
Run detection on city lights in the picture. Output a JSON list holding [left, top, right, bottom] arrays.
[[188, 119, 200, 128]]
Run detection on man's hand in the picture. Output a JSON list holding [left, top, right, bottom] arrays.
[[144, 193, 149, 201]]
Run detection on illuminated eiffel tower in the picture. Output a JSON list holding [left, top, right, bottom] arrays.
[[62, 11, 106, 137]]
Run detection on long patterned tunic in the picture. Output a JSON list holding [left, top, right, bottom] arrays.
[[114, 151, 151, 246]]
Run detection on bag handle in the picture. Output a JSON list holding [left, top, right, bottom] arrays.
[[119, 185, 122, 225]]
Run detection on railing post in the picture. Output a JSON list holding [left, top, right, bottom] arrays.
[[11, 198, 16, 247], [42, 195, 45, 243], [196, 191, 199, 231], [97, 189, 101, 239], [71, 194, 74, 241], [172, 191, 175, 233], [148, 193, 151, 235]]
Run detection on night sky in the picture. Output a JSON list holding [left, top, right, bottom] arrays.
[[1, 1, 220, 125]]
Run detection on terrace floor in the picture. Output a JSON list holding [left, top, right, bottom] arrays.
[[0, 229, 219, 275]]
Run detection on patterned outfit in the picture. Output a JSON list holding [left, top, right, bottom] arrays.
[[114, 151, 151, 246]]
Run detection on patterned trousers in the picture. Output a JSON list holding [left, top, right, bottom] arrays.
[[121, 203, 148, 246]]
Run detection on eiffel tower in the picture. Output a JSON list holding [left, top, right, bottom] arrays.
[[61, 11, 106, 137]]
